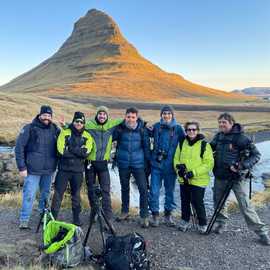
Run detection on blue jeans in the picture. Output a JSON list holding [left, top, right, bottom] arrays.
[[149, 168, 177, 214], [20, 174, 53, 222]]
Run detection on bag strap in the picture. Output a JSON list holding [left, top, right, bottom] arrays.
[[179, 139, 207, 159]]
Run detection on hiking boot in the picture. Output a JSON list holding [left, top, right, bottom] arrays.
[[177, 220, 190, 232], [116, 212, 129, 222], [19, 220, 30, 230], [140, 217, 149, 228], [213, 222, 226, 234], [198, 225, 207, 234], [259, 234, 270, 246], [164, 214, 176, 227], [150, 215, 159, 227]]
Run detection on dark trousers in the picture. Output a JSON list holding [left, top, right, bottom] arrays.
[[180, 184, 207, 226], [51, 170, 83, 218], [119, 167, 148, 218], [85, 165, 113, 220]]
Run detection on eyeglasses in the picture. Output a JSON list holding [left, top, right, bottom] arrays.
[[186, 128, 197, 132], [74, 120, 84, 124]]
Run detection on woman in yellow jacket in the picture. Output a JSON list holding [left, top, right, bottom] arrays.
[[174, 121, 214, 233]]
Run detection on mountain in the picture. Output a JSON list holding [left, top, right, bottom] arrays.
[[0, 9, 247, 104], [233, 87, 270, 97]]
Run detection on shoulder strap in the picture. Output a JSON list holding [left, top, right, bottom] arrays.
[[179, 138, 185, 151], [200, 140, 207, 159]]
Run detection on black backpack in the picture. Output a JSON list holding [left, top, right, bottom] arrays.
[[104, 232, 150, 270]]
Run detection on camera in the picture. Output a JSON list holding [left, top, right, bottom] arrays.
[[156, 149, 168, 163]]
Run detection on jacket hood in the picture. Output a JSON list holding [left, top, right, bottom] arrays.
[[230, 123, 243, 134]]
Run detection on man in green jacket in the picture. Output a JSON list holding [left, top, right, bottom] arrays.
[[85, 106, 122, 222]]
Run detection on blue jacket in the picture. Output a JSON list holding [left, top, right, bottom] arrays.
[[113, 119, 150, 169], [151, 118, 185, 173], [15, 116, 60, 175]]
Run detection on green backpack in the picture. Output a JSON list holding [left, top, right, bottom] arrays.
[[42, 220, 84, 268]]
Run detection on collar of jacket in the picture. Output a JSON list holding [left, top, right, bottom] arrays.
[[186, 133, 205, 146]]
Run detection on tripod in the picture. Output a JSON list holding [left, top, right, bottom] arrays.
[[205, 180, 234, 234], [36, 198, 55, 233], [83, 184, 116, 252]]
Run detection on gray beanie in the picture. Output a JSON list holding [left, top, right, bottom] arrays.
[[160, 105, 174, 116]]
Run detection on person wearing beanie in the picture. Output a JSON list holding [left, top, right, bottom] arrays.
[[85, 106, 122, 226], [148, 105, 185, 227], [15, 105, 60, 229], [51, 112, 93, 226]]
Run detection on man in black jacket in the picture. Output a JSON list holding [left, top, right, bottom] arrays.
[[15, 105, 60, 229], [51, 112, 93, 226], [211, 113, 270, 245]]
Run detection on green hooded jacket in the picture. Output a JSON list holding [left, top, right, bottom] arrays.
[[174, 135, 214, 187]]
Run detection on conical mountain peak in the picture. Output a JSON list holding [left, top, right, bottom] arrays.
[[0, 9, 244, 103]]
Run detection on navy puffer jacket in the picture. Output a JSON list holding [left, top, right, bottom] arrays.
[[15, 116, 60, 175], [151, 118, 185, 173], [113, 119, 150, 169]]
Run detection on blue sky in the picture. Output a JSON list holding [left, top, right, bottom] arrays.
[[0, 0, 269, 91]]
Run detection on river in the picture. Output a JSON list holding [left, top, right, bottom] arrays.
[[1, 141, 270, 211]]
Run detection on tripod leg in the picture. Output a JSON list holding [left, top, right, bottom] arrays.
[[101, 209, 116, 236], [83, 209, 97, 247], [206, 182, 233, 235], [36, 211, 45, 233], [96, 210, 106, 251]]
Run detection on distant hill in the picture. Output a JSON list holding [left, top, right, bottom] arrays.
[[0, 9, 249, 104], [233, 87, 270, 97]]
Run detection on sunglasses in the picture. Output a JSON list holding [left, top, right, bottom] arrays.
[[186, 128, 197, 132], [74, 120, 84, 124]]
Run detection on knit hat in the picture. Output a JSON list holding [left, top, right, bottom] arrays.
[[40, 105, 53, 115], [160, 105, 174, 116], [96, 106, 109, 116], [72, 111, 85, 124]]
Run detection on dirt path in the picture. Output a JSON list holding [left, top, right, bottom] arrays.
[[0, 204, 269, 270]]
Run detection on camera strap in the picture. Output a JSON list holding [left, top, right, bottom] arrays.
[[179, 139, 207, 159]]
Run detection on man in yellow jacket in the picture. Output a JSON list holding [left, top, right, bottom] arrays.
[[174, 121, 214, 233]]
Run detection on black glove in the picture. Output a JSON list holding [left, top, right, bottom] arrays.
[[176, 164, 187, 178], [184, 171, 194, 179]]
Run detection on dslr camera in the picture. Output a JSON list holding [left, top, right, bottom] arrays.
[[156, 149, 168, 163]]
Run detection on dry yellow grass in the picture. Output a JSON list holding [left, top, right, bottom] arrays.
[[1, 90, 270, 145]]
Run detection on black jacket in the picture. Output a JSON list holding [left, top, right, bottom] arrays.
[[210, 123, 261, 180], [15, 116, 60, 175]]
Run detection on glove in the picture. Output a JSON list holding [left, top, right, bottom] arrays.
[[184, 171, 194, 179], [176, 164, 187, 178]]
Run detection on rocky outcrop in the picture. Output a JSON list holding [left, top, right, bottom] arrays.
[[0, 152, 21, 193]]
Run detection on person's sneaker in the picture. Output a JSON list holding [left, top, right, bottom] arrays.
[[116, 212, 129, 222], [140, 217, 149, 228], [164, 214, 176, 227], [19, 220, 30, 230], [213, 223, 226, 234], [150, 215, 159, 227], [177, 220, 190, 232], [259, 234, 270, 246], [198, 225, 207, 234], [73, 215, 83, 227]]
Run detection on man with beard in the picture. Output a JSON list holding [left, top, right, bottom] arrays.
[[85, 106, 122, 224], [15, 105, 60, 229], [51, 112, 93, 226]]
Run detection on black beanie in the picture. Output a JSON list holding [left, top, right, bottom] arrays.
[[160, 105, 174, 116], [40, 105, 53, 115], [72, 111, 85, 124]]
